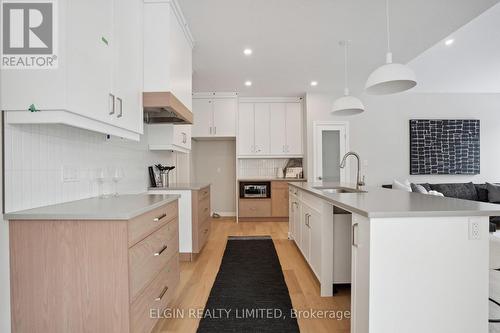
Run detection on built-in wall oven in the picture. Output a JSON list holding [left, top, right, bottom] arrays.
[[239, 181, 271, 199]]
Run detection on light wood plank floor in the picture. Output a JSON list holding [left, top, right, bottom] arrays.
[[152, 218, 351, 333]]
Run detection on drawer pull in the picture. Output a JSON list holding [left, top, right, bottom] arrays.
[[153, 213, 167, 222], [155, 286, 168, 301], [204, 207, 208, 212], [154, 245, 168, 256], [204, 228, 209, 234]]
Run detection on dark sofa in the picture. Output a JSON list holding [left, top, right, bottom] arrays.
[[383, 182, 499, 231]]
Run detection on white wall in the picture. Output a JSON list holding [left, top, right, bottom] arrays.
[[192, 140, 236, 215], [305, 92, 500, 185], [3, 124, 178, 212]]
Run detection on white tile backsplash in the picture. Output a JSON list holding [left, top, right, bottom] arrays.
[[238, 158, 293, 178], [4, 124, 177, 213]]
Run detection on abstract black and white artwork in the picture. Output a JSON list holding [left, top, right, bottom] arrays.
[[409, 119, 480, 175]]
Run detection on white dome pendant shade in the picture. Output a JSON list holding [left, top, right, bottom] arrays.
[[332, 40, 365, 116], [365, 0, 417, 95]]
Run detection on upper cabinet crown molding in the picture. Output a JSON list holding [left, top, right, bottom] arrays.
[[238, 97, 303, 103], [193, 92, 238, 99]]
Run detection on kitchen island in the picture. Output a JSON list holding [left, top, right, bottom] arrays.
[[288, 181, 500, 333], [5, 194, 180, 333]]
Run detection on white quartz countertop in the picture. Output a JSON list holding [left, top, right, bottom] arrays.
[[148, 183, 211, 191], [288, 181, 500, 218], [4, 194, 180, 220]]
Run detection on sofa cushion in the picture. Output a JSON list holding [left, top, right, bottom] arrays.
[[475, 184, 489, 202], [428, 182, 478, 201], [410, 183, 428, 194], [487, 183, 500, 204]]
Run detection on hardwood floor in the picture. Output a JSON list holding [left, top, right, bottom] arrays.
[[151, 218, 351, 333]]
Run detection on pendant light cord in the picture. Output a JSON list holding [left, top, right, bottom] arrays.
[[386, 0, 391, 53], [344, 41, 348, 95]]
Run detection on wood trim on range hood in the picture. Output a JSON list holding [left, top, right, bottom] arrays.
[[143, 92, 193, 124]]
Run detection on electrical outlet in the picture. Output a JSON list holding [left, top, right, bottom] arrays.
[[468, 219, 480, 240]]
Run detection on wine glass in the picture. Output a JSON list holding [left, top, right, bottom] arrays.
[[96, 168, 106, 198], [112, 167, 124, 196]]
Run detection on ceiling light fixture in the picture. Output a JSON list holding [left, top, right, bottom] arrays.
[[310, 81, 318, 86], [332, 40, 365, 116], [243, 48, 253, 55], [244, 80, 252, 86], [445, 38, 454, 46], [365, 0, 417, 95]]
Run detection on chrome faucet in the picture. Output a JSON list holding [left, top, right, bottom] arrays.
[[339, 151, 365, 189]]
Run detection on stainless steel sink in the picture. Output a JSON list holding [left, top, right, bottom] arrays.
[[312, 186, 366, 194]]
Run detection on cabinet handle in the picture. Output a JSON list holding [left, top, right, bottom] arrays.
[[116, 97, 123, 118], [155, 286, 168, 301], [204, 228, 209, 234], [209, 127, 212, 135], [214, 126, 217, 135], [153, 213, 167, 222], [154, 245, 168, 256], [286, 145, 289, 153], [352, 223, 359, 247], [109, 93, 115, 115], [182, 132, 187, 143]]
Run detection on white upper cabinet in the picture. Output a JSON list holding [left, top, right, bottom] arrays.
[[237, 103, 255, 155], [147, 124, 191, 153], [143, 0, 193, 111], [237, 99, 303, 157], [1, 0, 144, 140], [192, 94, 237, 138]]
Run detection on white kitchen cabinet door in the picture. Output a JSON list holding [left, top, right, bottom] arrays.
[[285, 103, 303, 155], [113, 0, 143, 133], [67, 0, 114, 124], [173, 125, 192, 150], [212, 98, 237, 137], [253, 103, 270, 155], [237, 103, 255, 155], [269, 103, 287, 154], [309, 207, 322, 278], [351, 214, 370, 333], [192, 99, 213, 137], [300, 205, 311, 261]]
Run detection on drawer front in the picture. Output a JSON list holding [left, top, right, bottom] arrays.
[[129, 200, 178, 247], [195, 218, 210, 253], [198, 186, 210, 202], [129, 219, 178, 301], [130, 255, 180, 333], [239, 199, 272, 217], [198, 196, 211, 222], [272, 181, 289, 190]]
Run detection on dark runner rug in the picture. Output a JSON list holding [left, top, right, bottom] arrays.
[[196, 236, 300, 332]]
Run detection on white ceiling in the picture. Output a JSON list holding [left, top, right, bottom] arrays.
[[178, 0, 500, 97], [409, 2, 500, 93]]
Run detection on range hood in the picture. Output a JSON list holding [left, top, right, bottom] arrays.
[[143, 92, 193, 124]]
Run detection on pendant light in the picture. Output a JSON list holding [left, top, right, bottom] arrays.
[[332, 40, 365, 116], [365, 0, 416, 95]]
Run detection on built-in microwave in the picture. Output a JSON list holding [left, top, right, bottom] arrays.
[[239, 182, 271, 199]]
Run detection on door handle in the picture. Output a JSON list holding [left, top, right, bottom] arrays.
[[116, 97, 123, 118], [352, 223, 359, 247], [109, 93, 115, 115]]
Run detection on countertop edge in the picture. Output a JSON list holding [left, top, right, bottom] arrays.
[[4, 195, 181, 221]]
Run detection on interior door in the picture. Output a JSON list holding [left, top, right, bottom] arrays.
[[237, 103, 255, 155], [192, 99, 213, 137], [253, 103, 270, 155], [213, 98, 237, 137], [313, 123, 348, 182], [285, 103, 303, 155], [269, 103, 287, 154]]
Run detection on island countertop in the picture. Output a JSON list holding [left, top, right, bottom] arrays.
[[4, 194, 180, 220], [288, 181, 500, 218], [148, 183, 210, 191]]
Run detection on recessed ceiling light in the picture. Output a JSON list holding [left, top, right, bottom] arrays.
[[245, 80, 252, 86], [310, 81, 318, 86], [243, 48, 253, 55], [445, 38, 454, 46]]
